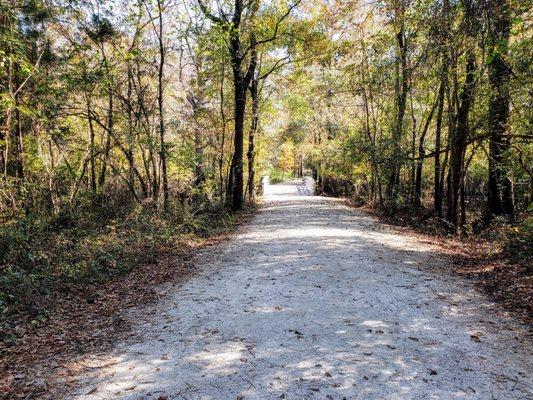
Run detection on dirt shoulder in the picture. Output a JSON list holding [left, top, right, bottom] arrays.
[[0, 207, 255, 400], [353, 202, 532, 326]]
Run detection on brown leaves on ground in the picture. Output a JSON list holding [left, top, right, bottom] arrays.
[[355, 202, 532, 326], [450, 238, 532, 325], [1, 251, 189, 399], [0, 208, 254, 400]]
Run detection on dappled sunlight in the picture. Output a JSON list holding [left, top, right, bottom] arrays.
[[188, 343, 245, 372], [250, 305, 291, 313], [361, 320, 390, 329], [70, 181, 533, 400]]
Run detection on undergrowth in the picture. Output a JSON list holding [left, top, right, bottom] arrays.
[[0, 194, 237, 339]]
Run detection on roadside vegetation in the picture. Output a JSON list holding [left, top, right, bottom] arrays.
[[0, 193, 239, 341]]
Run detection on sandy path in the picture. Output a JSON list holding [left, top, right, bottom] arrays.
[[71, 180, 532, 400]]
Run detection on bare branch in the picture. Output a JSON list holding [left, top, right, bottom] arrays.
[[197, 0, 226, 26], [243, 0, 302, 55]]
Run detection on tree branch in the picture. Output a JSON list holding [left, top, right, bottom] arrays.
[[197, 0, 226, 26], [243, 0, 302, 55]]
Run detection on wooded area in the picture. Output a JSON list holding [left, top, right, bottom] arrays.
[[1, 0, 531, 353]]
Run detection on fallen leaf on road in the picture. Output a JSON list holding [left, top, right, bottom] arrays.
[[470, 333, 483, 342]]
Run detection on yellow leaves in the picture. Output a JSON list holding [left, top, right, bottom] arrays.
[[278, 139, 296, 174]]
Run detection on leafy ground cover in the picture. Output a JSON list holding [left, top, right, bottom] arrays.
[[0, 196, 255, 399]]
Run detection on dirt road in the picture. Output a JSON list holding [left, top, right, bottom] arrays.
[[72, 180, 532, 399]]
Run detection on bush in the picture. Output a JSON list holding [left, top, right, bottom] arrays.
[[269, 168, 288, 184], [504, 216, 533, 267], [0, 197, 235, 334]]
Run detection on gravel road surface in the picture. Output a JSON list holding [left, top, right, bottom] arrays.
[[72, 180, 532, 400]]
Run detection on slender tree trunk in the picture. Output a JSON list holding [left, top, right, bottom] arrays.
[[230, 74, 247, 210], [3, 109, 11, 183], [194, 126, 204, 188], [460, 167, 466, 228], [228, 30, 256, 209], [409, 92, 417, 202], [434, 63, 447, 215], [126, 68, 136, 193], [98, 90, 113, 188], [0, 120, 5, 177], [414, 98, 438, 207], [8, 64, 24, 180], [387, 6, 408, 203], [157, 0, 169, 210], [486, 0, 514, 220], [13, 92, 24, 179], [86, 95, 97, 195], [441, 146, 449, 212], [247, 73, 259, 201], [219, 66, 227, 201], [448, 52, 476, 230], [362, 84, 381, 205]]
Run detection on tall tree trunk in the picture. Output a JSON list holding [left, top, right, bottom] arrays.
[[98, 90, 113, 188], [434, 0, 450, 215], [486, 0, 514, 220], [448, 52, 476, 230], [13, 92, 24, 179], [448, 0, 478, 231], [219, 64, 227, 201], [230, 74, 247, 210], [86, 95, 97, 195], [387, 4, 408, 203], [126, 68, 137, 194], [0, 118, 5, 178], [362, 83, 381, 205], [9, 64, 24, 180], [198, 0, 258, 210], [434, 63, 447, 216], [228, 31, 256, 210], [414, 97, 438, 207], [247, 71, 259, 201], [157, 0, 169, 210]]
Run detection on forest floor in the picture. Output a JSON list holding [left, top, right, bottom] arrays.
[[46, 180, 532, 399]]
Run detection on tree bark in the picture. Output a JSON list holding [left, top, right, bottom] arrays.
[[98, 89, 113, 188], [219, 64, 227, 201], [434, 0, 450, 216], [86, 95, 97, 195], [434, 63, 447, 216], [447, 0, 478, 231], [247, 64, 259, 201], [448, 52, 476, 230], [387, 3, 408, 204], [485, 0, 514, 220], [157, 0, 169, 210], [230, 74, 247, 209], [414, 97, 438, 207], [13, 91, 24, 179]]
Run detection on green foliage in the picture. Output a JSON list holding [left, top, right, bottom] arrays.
[[504, 217, 533, 265], [0, 197, 237, 330], [269, 168, 287, 184]]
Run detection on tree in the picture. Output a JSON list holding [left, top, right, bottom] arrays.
[[151, 0, 170, 210], [197, 0, 301, 210], [447, 0, 478, 231], [485, 0, 514, 220], [386, 0, 409, 204]]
